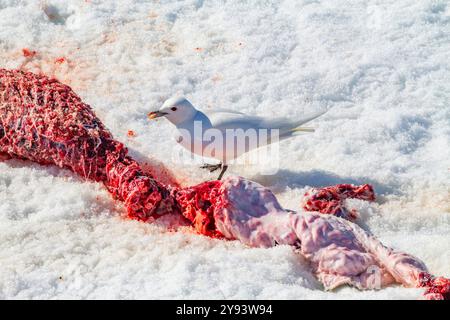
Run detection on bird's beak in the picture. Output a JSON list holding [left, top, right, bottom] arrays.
[[147, 111, 168, 120]]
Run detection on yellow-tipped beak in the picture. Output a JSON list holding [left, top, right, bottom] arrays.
[[147, 111, 167, 120]]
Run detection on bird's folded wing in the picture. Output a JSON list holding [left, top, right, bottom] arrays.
[[206, 108, 245, 115], [207, 111, 266, 131], [207, 108, 327, 133], [263, 109, 328, 132]]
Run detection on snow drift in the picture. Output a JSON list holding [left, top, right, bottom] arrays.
[[0, 0, 448, 300], [1, 68, 448, 299]]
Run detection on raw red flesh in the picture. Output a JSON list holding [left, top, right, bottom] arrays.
[[174, 180, 225, 238], [303, 184, 375, 220], [0, 68, 176, 220], [418, 272, 450, 300]]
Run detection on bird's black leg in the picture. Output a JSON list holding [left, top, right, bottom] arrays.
[[200, 163, 228, 180], [217, 165, 228, 180], [200, 163, 222, 173]]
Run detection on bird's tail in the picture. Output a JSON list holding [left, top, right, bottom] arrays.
[[285, 109, 327, 135], [290, 126, 315, 133]]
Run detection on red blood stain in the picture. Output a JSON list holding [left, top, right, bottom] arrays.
[[0, 152, 11, 161], [22, 48, 37, 58], [55, 57, 66, 64]]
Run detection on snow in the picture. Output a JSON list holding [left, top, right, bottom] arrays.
[[0, 0, 449, 299]]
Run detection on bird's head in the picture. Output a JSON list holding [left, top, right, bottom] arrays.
[[148, 96, 197, 125]]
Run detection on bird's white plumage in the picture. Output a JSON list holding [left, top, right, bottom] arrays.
[[153, 97, 325, 164]]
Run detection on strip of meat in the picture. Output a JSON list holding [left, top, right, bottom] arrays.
[[177, 176, 449, 300], [0, 68, 176, 220], [303, 184, 375, 220]]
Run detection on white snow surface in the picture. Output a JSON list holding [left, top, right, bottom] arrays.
[[0, 0, 449, 299]]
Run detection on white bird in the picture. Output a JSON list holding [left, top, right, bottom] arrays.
[[148, 96, 325, 179]]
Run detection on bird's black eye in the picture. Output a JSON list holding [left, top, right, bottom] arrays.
[[171, 107, 177, 111]]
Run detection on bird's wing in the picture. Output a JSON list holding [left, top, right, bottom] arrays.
[[208, 108, 326, 134], [206, 108, 246, 115], [260, 108, 327, 134], [207, 111, 266, 131]]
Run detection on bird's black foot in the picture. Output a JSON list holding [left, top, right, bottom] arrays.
[[200, 163, 229, 180], [217, 165, 228, 180], [200, 163, 222, 173]]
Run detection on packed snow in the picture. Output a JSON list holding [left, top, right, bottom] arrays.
[[0, 0, 449, 299]]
